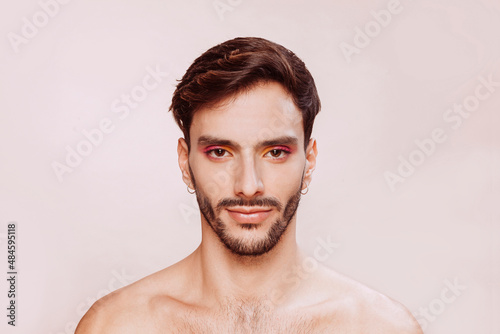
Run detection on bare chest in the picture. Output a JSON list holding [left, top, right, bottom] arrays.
[[160, 302, 333, 334], [171, 311, 320, 334]]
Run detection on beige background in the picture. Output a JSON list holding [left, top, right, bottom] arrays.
[[0, 0, 499, 333]]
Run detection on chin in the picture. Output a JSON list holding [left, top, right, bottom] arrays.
[[216, 218, 288, 257]]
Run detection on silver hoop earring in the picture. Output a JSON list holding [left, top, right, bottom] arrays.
[[301, 185, 309, 195], [187, 184, 196, 194]]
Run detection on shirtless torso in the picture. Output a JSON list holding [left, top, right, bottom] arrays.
[[76, 249, 422, 334]]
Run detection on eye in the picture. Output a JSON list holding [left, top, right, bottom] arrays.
[[206, 148, 231, 159], [265, 148, 290, 159]]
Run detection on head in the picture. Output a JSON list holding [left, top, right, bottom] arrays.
[[170, 37, 321, 257]]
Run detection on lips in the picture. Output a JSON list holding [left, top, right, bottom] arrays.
[[226, 208, 272, 224]]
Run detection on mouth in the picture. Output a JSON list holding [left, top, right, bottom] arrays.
[[226, 207, 273, 225]]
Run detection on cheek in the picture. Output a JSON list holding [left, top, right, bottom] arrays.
[[263, 164, 304, 192], [191, 158, 235, 196]]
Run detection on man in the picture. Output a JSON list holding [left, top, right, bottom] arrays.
[[76, 37, 422, 333]]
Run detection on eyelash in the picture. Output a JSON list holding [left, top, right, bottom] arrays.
[[205, 147, 231, 159], [204, 147, 292, 160], [265, 147, 291, 159]]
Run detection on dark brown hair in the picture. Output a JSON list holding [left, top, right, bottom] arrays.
[[169, 37, 321, 151]]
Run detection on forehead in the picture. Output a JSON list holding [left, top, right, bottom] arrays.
[[190, 82, 304, 145]]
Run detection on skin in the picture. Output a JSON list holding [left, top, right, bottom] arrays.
[[76, 82, 423, 333]]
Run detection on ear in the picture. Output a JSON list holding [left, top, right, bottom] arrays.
[[177, 138, 193, 187], [302, 138, 318, 191]]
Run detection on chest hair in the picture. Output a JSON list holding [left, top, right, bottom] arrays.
[[173, 298, 325, 334]]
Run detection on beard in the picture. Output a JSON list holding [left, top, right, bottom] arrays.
[[190, 167, 303, 257]]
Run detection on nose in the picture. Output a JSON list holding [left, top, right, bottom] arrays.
[[233, 155, 264, 199]]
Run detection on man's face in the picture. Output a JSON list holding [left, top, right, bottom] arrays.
[[179, 81, 316, 257]]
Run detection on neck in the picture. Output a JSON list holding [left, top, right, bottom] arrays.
[[190, 216, 304, 308]]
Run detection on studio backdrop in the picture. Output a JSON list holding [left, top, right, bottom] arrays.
[[0, 0, 499, 333]]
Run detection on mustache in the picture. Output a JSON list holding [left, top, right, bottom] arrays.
[[216, 197, 283, 212]]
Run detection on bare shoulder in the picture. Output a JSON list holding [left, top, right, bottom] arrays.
[[75, 266, 183, 334], [75, 288, 130, 334], [75, 278, 152, 333], [353, 287, 423, 334], [312, 266, 423, 333]]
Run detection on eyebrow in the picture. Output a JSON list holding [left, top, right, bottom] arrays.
[[197, 135, 299, 150]]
